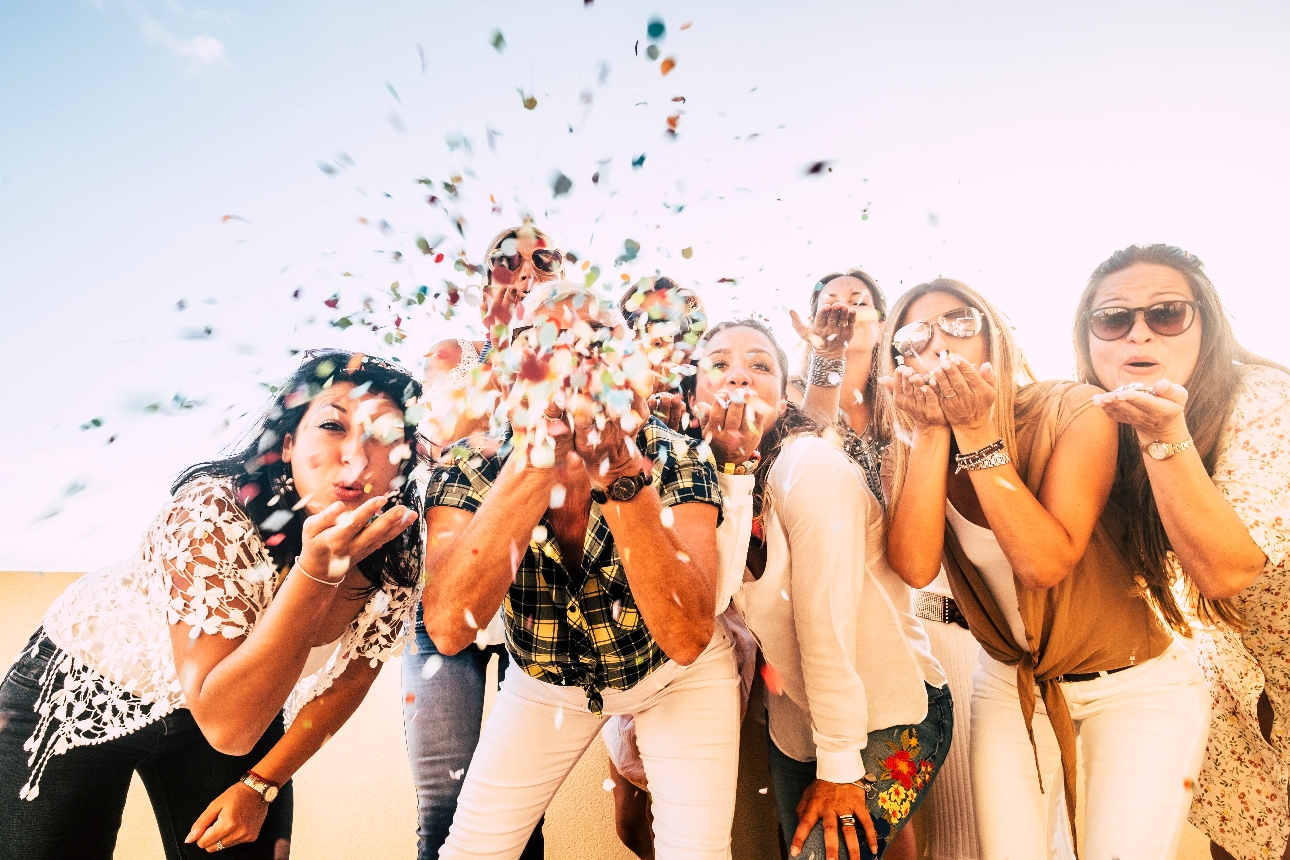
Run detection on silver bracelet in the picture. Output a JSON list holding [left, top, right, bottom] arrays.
[[292, 560, 342, 588], [954, 439, 1011, 474], [808, 354, 846, 387]]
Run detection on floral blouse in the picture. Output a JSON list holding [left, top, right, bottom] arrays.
[[19, 476, 418, 801], [1189, 364, 1290, 855]]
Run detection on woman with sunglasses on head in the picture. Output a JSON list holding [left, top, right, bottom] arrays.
[[696, 318, 950, 860], [404, 225, 562, 860], [1072, 245, 1290, 860], [792, 270, 981, 860], [882, 279, 1209, 859], [0, 351, 424, 859]]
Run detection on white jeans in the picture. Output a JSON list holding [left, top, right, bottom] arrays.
[[971, 639, 1210, 860], [440, 627, 741, 860]]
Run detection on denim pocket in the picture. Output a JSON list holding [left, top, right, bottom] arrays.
[[2, 632, 54, 691]]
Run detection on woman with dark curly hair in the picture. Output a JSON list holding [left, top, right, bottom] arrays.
[[0, 350, 425, 859]]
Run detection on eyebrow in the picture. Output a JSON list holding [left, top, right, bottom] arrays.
[[1093, 289, 1193, 307], [315, 400, 349, 414], [706, 347, 773, 357]]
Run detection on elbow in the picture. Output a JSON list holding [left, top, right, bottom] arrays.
[[1015, 562, 1074, 592], [887, 546, 940, 589], [666, 617, 714, 667], [194, 717, 263, 757], [424, 618, 473, 657], [1194, 562, 1263, 601]]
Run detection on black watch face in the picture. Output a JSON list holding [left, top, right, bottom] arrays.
[[609, 473, 646, 501]]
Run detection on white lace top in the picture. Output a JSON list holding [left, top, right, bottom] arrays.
[[20, 476, 418, 800]]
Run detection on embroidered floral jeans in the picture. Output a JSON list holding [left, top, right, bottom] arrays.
[[767, 683, 953, 859]]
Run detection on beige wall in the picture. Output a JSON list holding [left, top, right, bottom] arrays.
[[1, 572, 1208, 859]]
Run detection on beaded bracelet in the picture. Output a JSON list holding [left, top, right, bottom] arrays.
[[808, 354, 846, 387], [954, 439, 1011, 474], [292, 560, 342, 588]]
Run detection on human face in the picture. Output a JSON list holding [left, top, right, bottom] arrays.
[[281, 382, 408, 515], [695, 326, 787, 436], [1087, 263, 1202, 389], [485, 233, 562, 294], [896, 291, 990, 375], [817, 276, 881, 355]]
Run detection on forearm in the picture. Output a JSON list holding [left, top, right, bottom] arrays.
[[181, 577, 341, 753], [801, 377, 843, 426], [1146, 451, 1266, 598], [601, 491, 716, 664], [248, 661, 380, 786], [887, 427, 952, 587], [424, 455, 551, 652], [954, 425, 1084, 590]]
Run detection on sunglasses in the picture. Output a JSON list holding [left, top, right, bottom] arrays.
[[486, 246, 563, 274], [892, 307, 984, 357], [1087, 301, 1200, 341]]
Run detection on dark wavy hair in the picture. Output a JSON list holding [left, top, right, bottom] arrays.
[[1073, 244, 1288, 630], [172, 350, 425, 594]]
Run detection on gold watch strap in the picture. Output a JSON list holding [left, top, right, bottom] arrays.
[[1140, 437, 1194, 459]]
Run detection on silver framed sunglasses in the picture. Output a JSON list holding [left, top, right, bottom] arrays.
[[892, 307, 985, 358]]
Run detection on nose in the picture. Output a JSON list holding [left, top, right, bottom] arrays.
[[724, 362, 753, 389], [1124, 310, 1155, 343], [925, 326, 951, 359], [340, 432, 369, 479]]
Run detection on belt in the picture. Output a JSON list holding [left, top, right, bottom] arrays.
[[913, 591, 969, 630], [1056, 665, 1134, 684]]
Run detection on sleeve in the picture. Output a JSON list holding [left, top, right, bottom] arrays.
[[424, 455, 494, 514], [1212, 369, 1290, 571], [774, 438, 872, 783], [284, 580, 422, 726], [158, 479, 276, 641], [714, 472, 755, 614], [651, 427, 722, 516]]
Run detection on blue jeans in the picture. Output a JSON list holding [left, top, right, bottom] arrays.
[[767, 683, 953, 860], [0, 629, 293, 860], [401, 613, 543, 860]]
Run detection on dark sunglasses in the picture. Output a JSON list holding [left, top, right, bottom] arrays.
[[1087, 301, 1200, 341], [486, 246, 563, 274], [892, 307, 984, 358]]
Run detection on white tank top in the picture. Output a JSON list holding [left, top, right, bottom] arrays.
[[946, 500, 1029, 652]]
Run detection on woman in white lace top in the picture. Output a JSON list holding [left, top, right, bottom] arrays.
[[0, 350, 426, 859]]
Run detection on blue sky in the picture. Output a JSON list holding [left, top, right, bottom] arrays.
[[2, 0, 1288, 570]]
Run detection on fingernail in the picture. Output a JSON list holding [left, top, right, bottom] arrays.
[[789, 849, 799, 858]]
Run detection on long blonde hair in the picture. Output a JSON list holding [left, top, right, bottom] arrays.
[[882, 279, 1036, 517]]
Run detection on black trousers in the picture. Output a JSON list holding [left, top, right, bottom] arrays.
[[0, 629, 293, 860]]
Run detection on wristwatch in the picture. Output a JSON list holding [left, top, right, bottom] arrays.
[[590, 472, 650, 504], [240, 771, 280, 803], [1141, 437, 1193, 460]]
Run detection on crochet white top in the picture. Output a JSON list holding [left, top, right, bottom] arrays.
[[19, 476, 418, 800]]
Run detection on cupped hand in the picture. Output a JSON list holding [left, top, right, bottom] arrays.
[[697, 388, 764, 467], [928, 355, 997, 432], [647, 391, 690, 433], [573, 397, 648, 486], [790, 302, 857, 360], [791, 779, 878, 860], [298, 495, 417, 583], [1091, 378, 1189, 442], [880, 365, 948, 429], [481, 280, 526, 341], [187, 781, 269, 853]]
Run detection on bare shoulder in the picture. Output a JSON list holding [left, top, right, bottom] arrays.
[[424, 338, 486, 386]]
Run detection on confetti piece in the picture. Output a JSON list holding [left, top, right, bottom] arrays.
[[603, 778, 616, 792], [660, 507, 675, 527], [758, 787, 768, 794], [671, 590, 682, 607], [464, 608, 478, 629], [220, 214, 248, 223], [385, 81, 401, 104], [646, 44, 660, 61], [681, 247, 693, 259], [421, 655, 444, 679], [450, 768, 465, 779], [647, 17, 666, 40], [532, 525, 548, 542], [554, 704, 565, 730], [584, 265, 601, 287], [632, 153, 646, 169], [805, 161, 833, 175], [993, 477, 1017, 491], [517, 88, 538, 110], [660, 57, 676, 76], [761, 663, 785, 696], [265, 533, 285, 547], [676, 551, 690, 563], [405, 693, 416, 705], [551, 171, 572, 197], [780, 589, 789, 601], [551, 484, 567, 508], [490, 29, 506, 52], [680, 21, 692, 30], [318, 162, 338, 175]]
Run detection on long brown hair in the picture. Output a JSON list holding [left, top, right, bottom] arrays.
[[1073, 244, 1289, 629], [797, 268, 891, 441], [882, 279, 1036, 517]]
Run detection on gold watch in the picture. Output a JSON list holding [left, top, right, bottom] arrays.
[[1140, 437, 1193, 461], [240, 771, 280, 803]]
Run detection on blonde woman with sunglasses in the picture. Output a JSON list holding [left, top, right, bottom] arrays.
[[881, 278, 1209, 858], [1073, 245, 1290, 860]]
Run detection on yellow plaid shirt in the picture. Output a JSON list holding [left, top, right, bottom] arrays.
[[426, 418, 722, 714]]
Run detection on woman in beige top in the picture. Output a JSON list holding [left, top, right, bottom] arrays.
[[882, 277, 1209, 859], [1072, 244, 1290, 860]]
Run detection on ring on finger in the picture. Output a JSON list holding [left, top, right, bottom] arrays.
[[838, 814, 857, 827], [940, 389, 957, 398], [215, 840, 226, 851]]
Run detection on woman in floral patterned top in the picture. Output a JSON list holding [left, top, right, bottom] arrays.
[[0, 351, 425, 859], [1074, 244, 1290, 860]]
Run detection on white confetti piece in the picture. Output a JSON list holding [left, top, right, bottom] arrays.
[[464, 608, 478, 629], [532, 525, 548, 542], [554, 704, 565, 730], [550, 484, 567, 509], [780, 589, 789, 601], [660, 507, 675, 528], [421, 655, 444, 680], [602, 778, 615, 792]]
